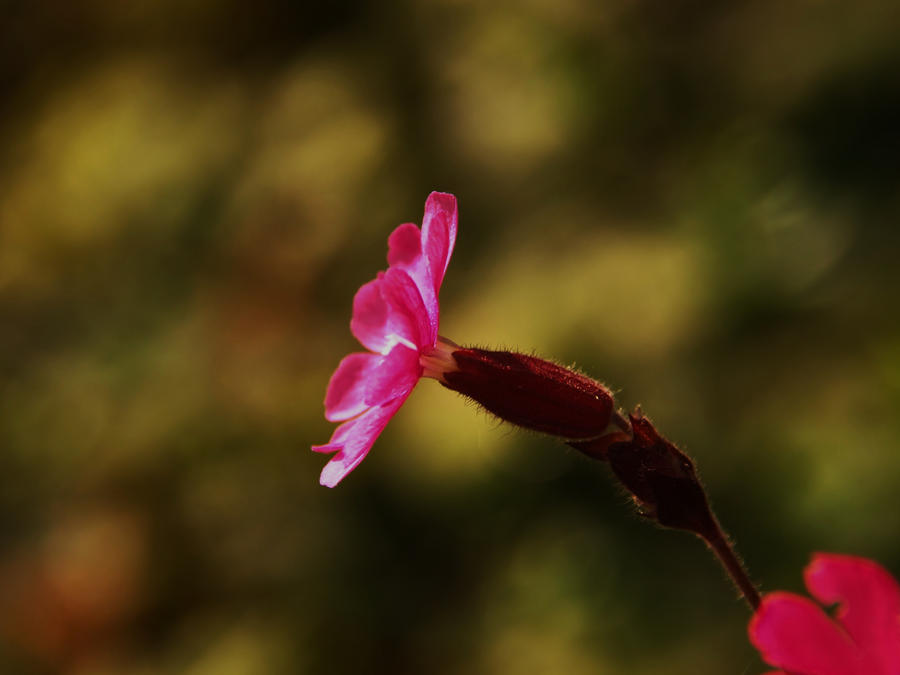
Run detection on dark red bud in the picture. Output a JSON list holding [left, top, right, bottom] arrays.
[[605, 411, 717, 537], [442, 348, 615, 440]]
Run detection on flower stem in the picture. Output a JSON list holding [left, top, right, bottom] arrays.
[[703, 528, 761, 611]]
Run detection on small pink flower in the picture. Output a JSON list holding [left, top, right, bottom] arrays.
[[312, 192, 458, 487], [749, 553, 900, 675]]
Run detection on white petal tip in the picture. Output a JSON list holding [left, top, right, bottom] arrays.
[[319, 462, 347, 487]]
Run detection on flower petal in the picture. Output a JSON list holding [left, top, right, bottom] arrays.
[[749, 592, 863, 675], [381, 267, 433, 349], [350, 275, 418, 354], [387, 222, 439, 333], [387, 222, 423, 267], [805, 553, 900, 673], [421, 192, 457, 296], [323, 352, 380, 422], [365, 344, 421, 407], [314, 389, 414, 487], [315, 192, 458, 488]]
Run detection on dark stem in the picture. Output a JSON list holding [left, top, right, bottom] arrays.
[[703, 529, 761, 611]]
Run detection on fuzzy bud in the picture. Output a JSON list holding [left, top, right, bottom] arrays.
[[440, 347, 616, 440], [605, 411, 717, 537]]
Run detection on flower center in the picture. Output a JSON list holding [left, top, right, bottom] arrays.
[[419, 336, 460, 382], [383, 333, 418, 354]]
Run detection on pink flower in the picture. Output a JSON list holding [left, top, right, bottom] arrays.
[[312, 192, 458, 487], [749, 553, 900, 675]]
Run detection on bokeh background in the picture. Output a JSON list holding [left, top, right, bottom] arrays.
[[2, 0, 900, 673]]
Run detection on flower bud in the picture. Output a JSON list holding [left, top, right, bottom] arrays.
[[439, 347, 616, 440], [605, 411, 717, 537]]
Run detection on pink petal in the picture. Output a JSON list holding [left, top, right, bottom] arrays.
[[805, 554, 900, 673], [421, 192, 457, 297], [350, 275, 418, 354], [314, 390, 414, 487], [323, 352, 380, 422], [314, 192, 458, 488], [387, 222, 423, 267], [749, 592, 864, 675], [365, 344, 421, 407], [311, 442, 342, 454], [381, 267, 434, 350], [387, 222, 439, 333]]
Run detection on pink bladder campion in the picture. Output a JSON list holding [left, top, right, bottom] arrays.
[[311, 193, 760, 613], [749, 553, 900, 675], [312, 192, 458, 487]]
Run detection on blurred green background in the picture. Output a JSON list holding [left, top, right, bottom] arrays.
[[2, 0, 900, 673]]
